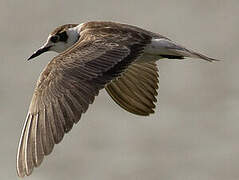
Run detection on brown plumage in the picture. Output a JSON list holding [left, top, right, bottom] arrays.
[[105, 62, 159, 116], [17, 22, 157, 177], [17, 21, 219, 177], [50, 24, 78, 35]]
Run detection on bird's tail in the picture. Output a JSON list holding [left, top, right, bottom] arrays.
[[149, 38, 220, 62], [176, 48, 220, 62]]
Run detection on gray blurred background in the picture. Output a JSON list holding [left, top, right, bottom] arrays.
[[1, 0, 238, 179]]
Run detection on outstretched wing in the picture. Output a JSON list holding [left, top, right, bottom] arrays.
[[105, 62, 159, 116], [17, 28, 151, 177]]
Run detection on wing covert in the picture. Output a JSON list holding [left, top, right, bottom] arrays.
[[17, 24, 152, 177]]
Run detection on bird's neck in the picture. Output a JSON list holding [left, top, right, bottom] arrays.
[[66, 24, 84, 47]]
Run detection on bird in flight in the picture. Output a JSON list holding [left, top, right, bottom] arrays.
[[17, 21, 219, 177]]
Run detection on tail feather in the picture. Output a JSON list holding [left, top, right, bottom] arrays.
[[188, 50, 220, 62], [174, 48, 220, 62], [149, 38, 220, 62], [167, 44, 220, 62]]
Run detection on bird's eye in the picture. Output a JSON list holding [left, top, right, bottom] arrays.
[[50, 35, 59, 43]]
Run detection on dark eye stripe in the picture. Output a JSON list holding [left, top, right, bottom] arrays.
[[50, 35, 59, 43], [59, 31, 68, 42]]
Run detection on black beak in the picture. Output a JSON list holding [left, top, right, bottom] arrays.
[[27, 46, 51, 61]]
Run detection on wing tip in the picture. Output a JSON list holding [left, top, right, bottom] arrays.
[[16, 113, 35, 178]]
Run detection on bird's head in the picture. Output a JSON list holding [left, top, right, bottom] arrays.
[[28, 24, 79, 60]]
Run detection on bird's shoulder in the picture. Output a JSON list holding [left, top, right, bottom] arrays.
[[80, 21, 165, 39], [35, 21, 158, 92]]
